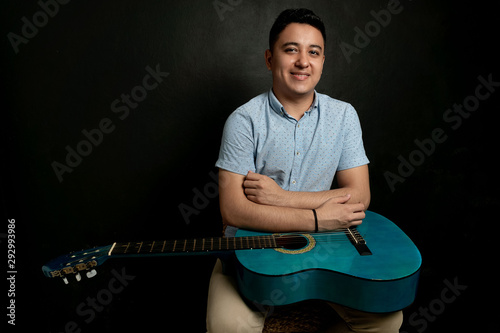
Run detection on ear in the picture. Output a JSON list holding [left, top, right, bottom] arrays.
[[265, 49, 273, 70]]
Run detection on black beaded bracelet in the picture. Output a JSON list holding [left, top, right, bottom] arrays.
[[312, 209, 318, 232]]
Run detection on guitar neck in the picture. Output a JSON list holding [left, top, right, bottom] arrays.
[[109, 235, 279, 257]]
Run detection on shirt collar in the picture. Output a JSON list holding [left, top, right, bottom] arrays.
[[268, 89, 319, 118]]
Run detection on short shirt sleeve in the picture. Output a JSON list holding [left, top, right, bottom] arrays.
[[337, 104, 370, 171], [215, 109, 256, 175]]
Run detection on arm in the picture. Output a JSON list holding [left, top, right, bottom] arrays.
[[219, 168, 366, 232], [243, 164, 370, 210]]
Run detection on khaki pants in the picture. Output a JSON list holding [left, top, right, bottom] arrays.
[[206, 259, 403, 333]]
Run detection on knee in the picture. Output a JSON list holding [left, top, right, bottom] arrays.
[[371, 310, 403, 333], [207, 311, 265, 333], [341, 309, 403, 333]]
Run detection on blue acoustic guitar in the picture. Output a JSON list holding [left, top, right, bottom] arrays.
[[42, 211, 421, 313]]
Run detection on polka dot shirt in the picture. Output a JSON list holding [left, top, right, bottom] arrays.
[[216, 89, 369, 192]]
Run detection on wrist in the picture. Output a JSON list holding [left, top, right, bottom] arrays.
[[274, 188, 291, 207]]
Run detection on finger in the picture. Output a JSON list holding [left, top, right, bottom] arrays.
[[349, 210, 365, 222], [329, 194, 351, 204], [349, 203, 365, 213], [353, 211, 365, 221], [243, 179, 254, 188], [245, 171, 261, 181], [244, 179, 262, 190], [246, 194, 258, 203], [349, 220, 363, 227], [244, 187, 257, 196]]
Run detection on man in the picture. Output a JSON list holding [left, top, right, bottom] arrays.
[[206, 8, 402, 333]]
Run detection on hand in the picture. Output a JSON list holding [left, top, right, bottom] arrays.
[[315, 194, 365, 231], [243, 171, 286, 206]]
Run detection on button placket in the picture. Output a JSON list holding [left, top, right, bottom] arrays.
[[290, 120, 305, 187]]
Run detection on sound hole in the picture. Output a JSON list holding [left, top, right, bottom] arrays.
[[275, 234, 308, 250]]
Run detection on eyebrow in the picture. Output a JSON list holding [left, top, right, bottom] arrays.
[[281, 42, 323, 51]]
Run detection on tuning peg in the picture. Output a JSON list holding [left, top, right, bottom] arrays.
[[86, 269, 97, 279], [62, 276, 69, 284], [75, 273, 82, 282]]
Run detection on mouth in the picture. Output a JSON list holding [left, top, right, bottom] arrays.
[[291, 72, 310, 81]]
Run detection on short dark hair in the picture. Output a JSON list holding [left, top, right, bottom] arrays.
[[269, 8, 326, 52]]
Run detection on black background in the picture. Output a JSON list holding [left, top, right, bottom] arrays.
[[2, 0, 498, 332]]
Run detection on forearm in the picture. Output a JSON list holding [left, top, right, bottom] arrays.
[[221, 198, 315, 233], [220, 169, 315, 232], [244, 165, 370, 211], [222, 190, 367, 233], [280, 187, 370, 210]]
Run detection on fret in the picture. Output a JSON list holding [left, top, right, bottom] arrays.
[[252, 237, 256, 249], [183, 240, 187, 252], [161, 240, 166, 253], [108, 242, 116, 256], [202, 238, 206, 251], [257, 237, 261, 248], [240, 237, 243, 249], [136, 242, 143, 253], [211, 238, 214, 251], [123, 242, 131, 254], [233, 237, 236, 250], [152, 241, 164, 253], [271, 236, 277, 248], [193, 239, 197, 251], [246, 237, 249, 249], [173, 240, 177, 252]]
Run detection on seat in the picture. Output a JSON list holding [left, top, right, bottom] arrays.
[[263, 300, 341, 333]]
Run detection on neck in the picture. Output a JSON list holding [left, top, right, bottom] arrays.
[[273, 89, 315, 120], [109, 234, 279, 256]]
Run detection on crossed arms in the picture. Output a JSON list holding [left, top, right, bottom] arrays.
[[219, 164, 370, 233]]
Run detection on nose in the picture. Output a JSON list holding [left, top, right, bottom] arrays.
[[295, 51, 309, 68]]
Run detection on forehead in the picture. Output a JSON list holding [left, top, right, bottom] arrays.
[[276, 23, 324, 48]]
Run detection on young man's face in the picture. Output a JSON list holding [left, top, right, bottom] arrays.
[[266, 23, 325, 101]]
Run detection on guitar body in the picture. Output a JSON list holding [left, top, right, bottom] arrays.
[[234, 211, 421, 313]]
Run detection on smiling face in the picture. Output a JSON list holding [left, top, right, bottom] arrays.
[[265, 23, 325, 103]]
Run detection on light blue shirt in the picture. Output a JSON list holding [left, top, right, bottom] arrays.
[[216, 89, 369, 193]]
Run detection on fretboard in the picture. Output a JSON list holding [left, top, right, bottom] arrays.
[[109, 235, 279, 256]]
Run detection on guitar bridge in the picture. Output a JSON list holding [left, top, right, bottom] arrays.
[[346, 227, 372, 256]]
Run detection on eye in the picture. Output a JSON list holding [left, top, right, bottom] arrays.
[[285, 48, 298, 53], [309, 50, 320, 56]]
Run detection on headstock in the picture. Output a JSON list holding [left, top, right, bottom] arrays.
[[42, 245, 113, 284]]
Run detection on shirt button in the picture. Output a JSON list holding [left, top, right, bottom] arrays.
[[292, 180, 296, 184], [296, 152, 300, 156]]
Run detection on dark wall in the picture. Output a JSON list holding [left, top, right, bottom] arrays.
[[2, 0, 497, 332]]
